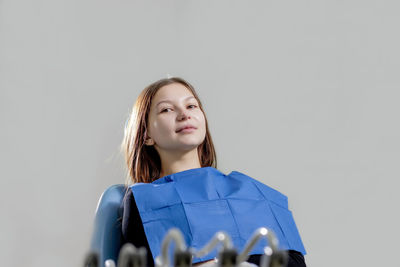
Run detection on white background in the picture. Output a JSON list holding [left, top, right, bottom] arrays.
[[1, 1, 399, 266]]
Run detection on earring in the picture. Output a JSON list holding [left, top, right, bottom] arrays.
[[145, 138, 154, 146]]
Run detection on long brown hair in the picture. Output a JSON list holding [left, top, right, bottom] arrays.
[[121, 77, 217, 185]]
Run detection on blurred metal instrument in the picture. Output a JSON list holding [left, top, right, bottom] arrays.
[[83, 251, 99, 267], [156, 228, 191, 267], [237, 227, 287, 267], [118, 243, 147, 267], [89, 227, 288, 267]]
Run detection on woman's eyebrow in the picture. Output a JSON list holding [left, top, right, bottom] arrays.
[[156, 96, 196, 107]]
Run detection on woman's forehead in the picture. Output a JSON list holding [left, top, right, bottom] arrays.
[[152, 83, 195, 104]]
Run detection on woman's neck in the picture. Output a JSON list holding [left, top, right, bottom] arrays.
[[158, 148, 201, 178]]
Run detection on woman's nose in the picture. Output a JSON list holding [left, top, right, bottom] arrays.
[[177, 109, 191, 121]]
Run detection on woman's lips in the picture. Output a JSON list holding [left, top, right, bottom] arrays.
[[177, 127, 196, 133]]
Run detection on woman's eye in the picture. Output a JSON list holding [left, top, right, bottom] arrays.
[[160, 105, 196, 113], [161, 108, 172, 113]]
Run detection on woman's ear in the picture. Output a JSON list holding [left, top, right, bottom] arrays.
[[145, 137, 154, 146], [144, 130, 154, 146]]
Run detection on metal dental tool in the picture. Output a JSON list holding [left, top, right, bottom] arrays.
[[83, 251, 99, 267], [156, 228, 191, 267], [105, 259, 116, 267], [193, 231, 237, 267], [117, 243, 147, 267], [193, 231, 233, 258], [237, 227, 287, 267]]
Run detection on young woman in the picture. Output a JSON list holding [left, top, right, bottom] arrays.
[[120, 77, 306, 267]]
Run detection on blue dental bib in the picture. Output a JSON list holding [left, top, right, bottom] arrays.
[[130, 167, 306, 264]]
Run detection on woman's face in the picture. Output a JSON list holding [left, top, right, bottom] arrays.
[[146, 82, 206, 154]]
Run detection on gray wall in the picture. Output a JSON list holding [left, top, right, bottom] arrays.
[[1, 1, 399, 266]]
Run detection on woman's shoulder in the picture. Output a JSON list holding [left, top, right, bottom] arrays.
[[122, 186, 134, 207], [226, 170, 289, 209]]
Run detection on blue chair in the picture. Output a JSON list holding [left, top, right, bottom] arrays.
[[90, 184, 126, 267]]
